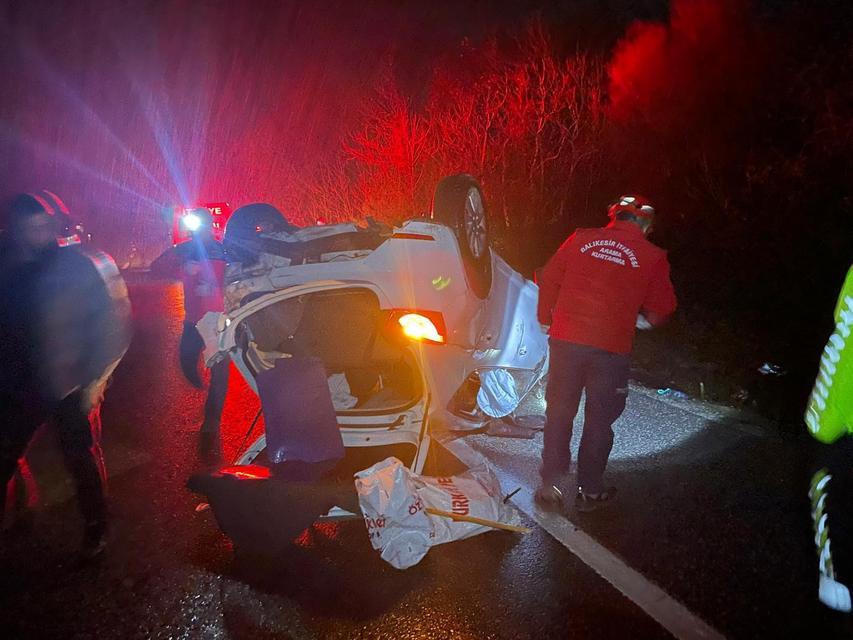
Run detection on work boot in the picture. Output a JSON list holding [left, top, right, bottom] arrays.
[[534, 484, 564, 512], [575, 486, 618, 513]]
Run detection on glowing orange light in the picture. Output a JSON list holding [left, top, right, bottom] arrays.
[[398, 313, 445, 344]]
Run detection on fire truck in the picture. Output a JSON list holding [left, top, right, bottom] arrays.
[[171, 202, 232, 245]]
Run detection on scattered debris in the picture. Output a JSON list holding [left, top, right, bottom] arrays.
[[483, 413, 546, 439], [485, 419, 537, 439], [731, 387, 750, 405], [758, 362, 787, 376], [512, 414, 546, 430], [502, 487, 522, 504], [656, 388, 688, 400]]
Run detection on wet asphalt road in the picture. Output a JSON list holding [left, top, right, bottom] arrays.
[[0, 280, 671, 640]]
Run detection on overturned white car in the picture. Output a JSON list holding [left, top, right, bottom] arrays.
[[199, 175, 548, 474]]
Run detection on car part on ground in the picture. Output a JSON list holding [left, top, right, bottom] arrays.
[[484, 418, 539, 439], [187, 463, 359, 559]]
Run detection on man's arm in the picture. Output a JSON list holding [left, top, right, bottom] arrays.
[[536, 234, 575, 326], [641, 254, 677, 327]]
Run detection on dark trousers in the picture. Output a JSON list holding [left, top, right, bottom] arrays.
[[181, 321, 229, 433], [202, 358, 230, 434], [0, 391, 107, 530], [541, 339, 630, 494], [179, 321, 205, 388], [811, 438, 853, 584]]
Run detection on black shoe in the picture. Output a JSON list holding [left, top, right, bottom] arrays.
[[534, 484, 565, 512], [575, 487, 618, 513]]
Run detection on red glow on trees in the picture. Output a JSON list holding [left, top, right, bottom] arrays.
[[343, 79, 437, 219], [298, 20, 607, 250]]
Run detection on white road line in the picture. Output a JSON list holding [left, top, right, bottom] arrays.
[[444, 437, 728, 640]]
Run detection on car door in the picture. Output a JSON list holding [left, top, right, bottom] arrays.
[[471, 253, 548, 370]]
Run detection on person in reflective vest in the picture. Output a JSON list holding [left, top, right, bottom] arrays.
[[806, 264, 853, 613]]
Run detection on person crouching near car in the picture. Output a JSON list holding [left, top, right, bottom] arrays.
[[150, 208, 228, 451], [0, 191, 131, 558], [535, 195, 677, 512]]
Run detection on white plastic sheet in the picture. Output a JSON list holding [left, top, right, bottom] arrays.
[[355, 457, 520, 569], [354, 458, 433, 570]]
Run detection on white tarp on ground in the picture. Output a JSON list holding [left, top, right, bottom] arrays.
[[354, 457, 522, 569]]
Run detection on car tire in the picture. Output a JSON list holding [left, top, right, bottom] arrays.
[[431, 174, 492, 298]]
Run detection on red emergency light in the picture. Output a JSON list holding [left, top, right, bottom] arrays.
[[171, 202, 232, 245]]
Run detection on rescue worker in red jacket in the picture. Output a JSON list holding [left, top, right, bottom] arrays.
[[151, 208, 228, 447], [535, 195, 677, 512]]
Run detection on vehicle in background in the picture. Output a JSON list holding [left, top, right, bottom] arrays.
[[171, 202, 232, 245]]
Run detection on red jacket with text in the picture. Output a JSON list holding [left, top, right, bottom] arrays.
[[537, 220, 677, 355]]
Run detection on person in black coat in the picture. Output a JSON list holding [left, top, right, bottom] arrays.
[[0, 191, 131, 558]]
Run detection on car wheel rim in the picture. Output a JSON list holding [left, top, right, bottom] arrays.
[[464, 188, 487, 259]]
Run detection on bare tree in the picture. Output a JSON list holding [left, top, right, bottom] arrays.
[[344, 78, 438, 219]]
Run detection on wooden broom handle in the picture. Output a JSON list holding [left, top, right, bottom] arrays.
[[425, 507, 532, 534]]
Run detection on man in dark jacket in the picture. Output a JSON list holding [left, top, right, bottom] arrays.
[[150, 208, 228, 445], [0, 191, 131, 556], [536, 195, 677, 512]]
